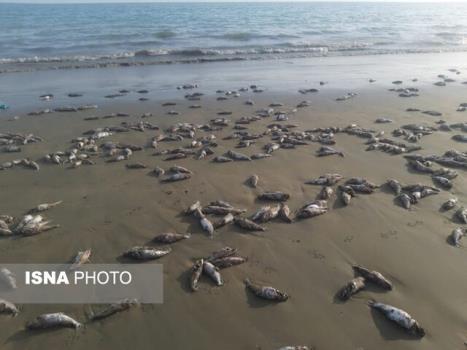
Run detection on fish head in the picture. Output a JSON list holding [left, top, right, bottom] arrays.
[[278, 291, 289, 302], [411, 324, 425, 338], [25, 319, 41, 329]]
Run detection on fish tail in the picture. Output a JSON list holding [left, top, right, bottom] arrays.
[[367, 298, 376, 307]]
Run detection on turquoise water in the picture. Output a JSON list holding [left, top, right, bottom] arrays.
[[1, 2, 467, 68]]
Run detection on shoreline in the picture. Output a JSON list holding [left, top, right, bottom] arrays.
[[1, 51, 467, 114], [3, 48, 467, 75]]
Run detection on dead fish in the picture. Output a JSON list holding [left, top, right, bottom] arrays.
[[375, 117, 393, 123], [123, 246, 171, 260], [195, 208, 214, 237], [161, 172, 191, 182], [40, 93, 54, 100], [22, 159, 40, 171], [18, 217, 59, 236], [441, 198, 458, 211], [213, 155, 233, 163], [225, 150, 251, 161], [0, 299, 19, 316], [244, 278, 289, 301], [452, 134, 467, 143], [0, 218, 10, 230], [0, 268, 16, 289], [265, 142, 280, 154], [398, 193, 412, 209], [432, 175, 452, 189], [299, 88, 319, 94], [164, 153, 187, 161], [258, 191, 290, 201], [251, 153, 272, 159], [0, 224, 12, 236], [211, 256, 247, 269], [246, 174, 259, 188], [318, 186, 333, 200], [346, 184, 375, 194], [346, 177, 379, 189], [126, 163, 147, 169], [69, 249, 91, 270], [89, 298, 139, 321], [202, 206, 246, 216], [168, 165, 192, 174], [203, 261, 223, 286], [251, 205, 280, 223], [316, 146, 344, 157], [236, 140, 255, 148], [455, 207, 467, 224], [306, 173, 343, 186], [386, 179, 402, 196], [409, 160, 433, 174], [278, 203, 293, 223], [107, 155, 126, 163], [296, 200, 328, 219], [26, 313, 82, 330], [209, 200, 233, 208], [190, 259, 204, 291], [341, 191, 352, 205], [196, 149, 207, 159], [337, 277, 366, 301], [206, 247, 237, 261], [352, 265, 392, 290], [368, 301, 425, 337], [28, 201, 63, 214], [4, 145, 21, 153], [433, 168, 457, 180], [153, 232, 191, 244], [185, 200, 201, 215], [0, 215, 14, 224], [213, 213, 234, 229], [152, 166, 165, 177], [70, 160, 82, 169], [68, 93, 83, 97], [234, 217, 266, 231], [450, 227, 466, 247]]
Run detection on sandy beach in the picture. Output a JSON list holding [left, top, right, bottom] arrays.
[[1, 52, 467, 350]]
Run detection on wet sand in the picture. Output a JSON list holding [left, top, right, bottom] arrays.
[[1, 52, 467, 350]]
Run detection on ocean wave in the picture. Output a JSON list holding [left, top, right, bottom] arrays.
[[222, 32, 255, 41], [154, 30, 176, 39], [214, 32, 301, 42], [2, 44, 467, 74], [137, 45, 329, 57], [301, 29, 346, 35]]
